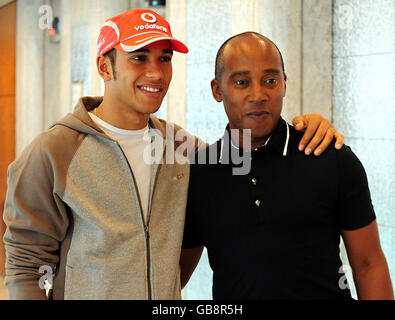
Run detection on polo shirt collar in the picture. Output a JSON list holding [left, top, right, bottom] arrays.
[[219, 116, 290, 163], [264, 116, 290, 156]]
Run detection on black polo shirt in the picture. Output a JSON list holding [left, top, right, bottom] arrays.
[[183, 117, 376, 300]]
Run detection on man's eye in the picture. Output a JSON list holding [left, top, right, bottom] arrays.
[[265, 78, 277, 84], [132, 55, 146, 61], [235, 80, 248, 85], [160, 56, 172, 62]]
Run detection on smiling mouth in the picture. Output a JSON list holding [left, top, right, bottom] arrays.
[[137, 85, 162, 93]]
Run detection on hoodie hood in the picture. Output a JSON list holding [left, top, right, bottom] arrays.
[[50, 96, 108, 138], [51, 96, 169, 141]]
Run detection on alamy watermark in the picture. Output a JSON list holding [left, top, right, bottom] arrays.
[[38, 263, 355, 296], [38, 5, 54, 30], [338, 264, 354, 290], [38, 265, 53, 297], [140, 123, 252, 175], [338, 4, 353, 30]]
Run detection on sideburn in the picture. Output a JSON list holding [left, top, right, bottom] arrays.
[[104, 49, 117, 80]]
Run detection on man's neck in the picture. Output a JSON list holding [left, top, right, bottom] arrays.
[[95, 95, 150, 130], [230, 130, 270, 152], [250, 136, 271, 151]]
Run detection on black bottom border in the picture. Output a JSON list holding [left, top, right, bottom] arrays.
[[1, 300, 393, 318]]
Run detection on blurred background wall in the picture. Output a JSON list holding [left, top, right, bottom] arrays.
[[0, 0, 393, 300]]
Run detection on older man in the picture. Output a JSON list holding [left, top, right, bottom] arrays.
[[181, 32, 393, 300]]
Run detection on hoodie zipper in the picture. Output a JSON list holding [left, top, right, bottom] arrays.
[[144, 225, 151, 300], [144, 162, 162, 299], [116, 142, 160, 300]]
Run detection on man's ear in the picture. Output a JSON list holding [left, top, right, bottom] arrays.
[[283, 72, 287, 97], [97, 56, 112, 81], [211, 79, 223, 102]]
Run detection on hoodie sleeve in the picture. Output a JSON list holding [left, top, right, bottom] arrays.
[[3, 133, 70, 300]]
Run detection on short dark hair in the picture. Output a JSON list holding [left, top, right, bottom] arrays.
[[215, 32, 285, 81], [104, 48, 117, 80]]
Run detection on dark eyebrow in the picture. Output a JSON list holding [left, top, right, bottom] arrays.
[[163, 49, 173, 54], [230, 71, 250, 79], [130, 49, 149, 54], [263, 69, 281, 74]]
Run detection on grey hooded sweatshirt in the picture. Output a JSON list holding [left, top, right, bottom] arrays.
[[3, 96, 202, 300]]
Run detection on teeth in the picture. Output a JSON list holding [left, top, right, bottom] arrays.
[[141, 86, 161, 93]]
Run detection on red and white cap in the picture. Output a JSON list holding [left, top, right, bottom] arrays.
[[97, 8, 188, 57]]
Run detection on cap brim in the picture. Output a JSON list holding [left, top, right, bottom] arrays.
[[115, 33, 188, 54]]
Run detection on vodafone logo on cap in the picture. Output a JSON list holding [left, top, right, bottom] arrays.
[[141, 13, 157, 23], [134, 12, 168, 33]]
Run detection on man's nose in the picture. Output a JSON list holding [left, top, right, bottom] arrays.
[[248, 83, 268, 102], [145, 61, 163, 79]]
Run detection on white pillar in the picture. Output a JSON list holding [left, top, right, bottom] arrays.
[[88, 0, 130, 97], [184, 0, 231, 142], [258, 0, 303, 122], [88, 0, 106, 98], [333, 0, 395, 295], [302, 0, 333, 119], [16, 0, 45, 155], [230, 0, 260, 34], [231, 0, 333, 122], [166, 0, 187, 128], [59, 0, 72, 114]]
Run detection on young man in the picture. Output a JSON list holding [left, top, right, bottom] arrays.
[[181, 32, 394, 300], [4, 10, 342, 300]]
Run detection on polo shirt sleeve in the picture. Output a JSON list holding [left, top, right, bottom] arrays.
[[336, 145, 376, 230], [182, 165, 205, 249]]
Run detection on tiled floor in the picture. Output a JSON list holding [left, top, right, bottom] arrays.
[[0, 277, 8, 300]]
